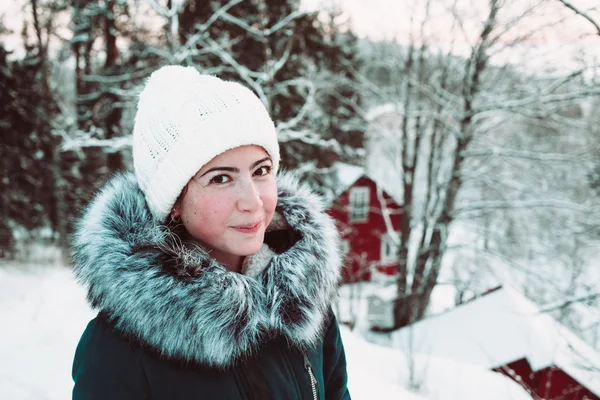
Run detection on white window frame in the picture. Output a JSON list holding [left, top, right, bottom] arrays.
[[340, 239, 350, 256], [349, 186, 370, 223], [380, 232, 399, 264]]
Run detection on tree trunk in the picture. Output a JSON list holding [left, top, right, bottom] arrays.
[[103, 0, 123, 171], [395, 41, 416, 317], [51, 146, 69, 255], [72, 0, 92, 130]]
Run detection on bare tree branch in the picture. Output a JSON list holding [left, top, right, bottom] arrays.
[[265, 9, 315, 36], [462, 147, 590, 162], [145, 0, 187, 18], [80, 67, 157, 84], [200, 37, 269, 104], [454, 199, 590, 216], [202, 0, 243, 31], [58, 132, 132, 153], [274, 79, 316, 131], [277, 129, 342, 150], [218, 8, 314, 39], [219, 12, 267, 42], [377, 185, 400, 245], [473, 88, 600, 115], [539, 292, 600, 313], [556, 0, 600, 35]]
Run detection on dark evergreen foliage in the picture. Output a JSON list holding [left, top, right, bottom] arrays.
[[0, 0, 365, 256], [0, 44, 60, 254]]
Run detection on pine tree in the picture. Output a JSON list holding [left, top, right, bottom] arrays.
[[0, 42, 60, 255]]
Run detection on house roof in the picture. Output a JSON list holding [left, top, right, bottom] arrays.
[[332, 162, 403, 206], [390, 286, 600, 397], [335, 162, 365, 195]]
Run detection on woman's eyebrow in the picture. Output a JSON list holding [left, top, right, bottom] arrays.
[[251, 157, 271, 169], [199, 157, 271, 177], [200, 166, 238, 177]]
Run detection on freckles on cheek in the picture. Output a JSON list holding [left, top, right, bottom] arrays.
[[206, 198, 225, 214], [183, 192, 202, 219]]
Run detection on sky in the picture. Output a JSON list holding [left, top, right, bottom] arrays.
[[301, 0, 600, 40], [1, 0, 599, 70], [300, 0, 600, 72]]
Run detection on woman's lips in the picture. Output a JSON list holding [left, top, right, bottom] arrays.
[[233, 221, 262, 233]]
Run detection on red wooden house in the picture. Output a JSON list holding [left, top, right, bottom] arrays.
[[390, 286, 600, 400], [326, 162, 403, 282]]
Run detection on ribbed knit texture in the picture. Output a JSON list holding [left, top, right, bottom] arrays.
[[132, 65, 280, 222]]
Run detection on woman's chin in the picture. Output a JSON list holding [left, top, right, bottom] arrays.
[[237, 242, 264, 256], [234, 231, 266, 256]]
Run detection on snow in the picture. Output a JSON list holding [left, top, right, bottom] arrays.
[[0, 264, 95, 400], [332, 161, 404, 206], [341, 324, 532, 400], [389, 286, 600, 398], [364, 103, 404, 122], [333, 162, 365, 197], [0, 263, 532, 400], [336, 162, 365, 188]]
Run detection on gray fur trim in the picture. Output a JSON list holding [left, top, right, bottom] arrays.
[[72, 172, 341, 367], [242, 244, 274, 279]]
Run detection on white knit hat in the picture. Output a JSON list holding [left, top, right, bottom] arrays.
[[132, 65, 280, 222]]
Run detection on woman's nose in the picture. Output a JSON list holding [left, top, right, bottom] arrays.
[[237, 179, 263, 212]]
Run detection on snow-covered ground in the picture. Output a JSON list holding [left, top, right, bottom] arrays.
[[343, 326, 533, 400], [0, 265, 94, 400], [0, 264, 531, 400]]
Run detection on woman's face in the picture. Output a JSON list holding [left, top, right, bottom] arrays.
[[172, 145, 278, 269]]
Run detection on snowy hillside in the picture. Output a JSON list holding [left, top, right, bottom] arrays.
[[0, 264, 531, 400]]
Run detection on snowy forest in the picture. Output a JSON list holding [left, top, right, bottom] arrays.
[[1, 0, 600, 399]]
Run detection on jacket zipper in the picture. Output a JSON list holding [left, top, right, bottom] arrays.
[[302, 352, 318, 400]]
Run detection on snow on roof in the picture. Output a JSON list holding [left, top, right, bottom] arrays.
[[332, 162, 403, 206], [371, 175, 403, 206], [340, 325, 532, 400], [335, 162, 365, 194], [390, 286, 600, 397]]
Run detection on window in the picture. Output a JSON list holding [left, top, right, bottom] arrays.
[[349, 187, 369, 222], [341, 239, 350, 256], [380, 233, 399, 264]]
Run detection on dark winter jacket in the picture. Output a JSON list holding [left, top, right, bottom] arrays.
[[71, 172, 350, 399]]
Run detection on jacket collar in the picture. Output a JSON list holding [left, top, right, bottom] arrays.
[[72, 172, 341, 367]]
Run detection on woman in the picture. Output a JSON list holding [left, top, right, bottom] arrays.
[[71, 65, 350, 399]]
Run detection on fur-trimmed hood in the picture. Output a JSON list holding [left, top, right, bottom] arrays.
[[72, 172, 342, 368]]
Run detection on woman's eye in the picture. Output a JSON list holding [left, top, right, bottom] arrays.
[[210, 175, 231, 184], [255, 166, 272, 176]]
